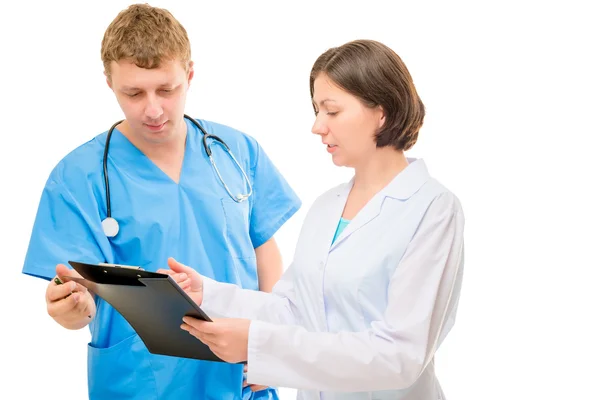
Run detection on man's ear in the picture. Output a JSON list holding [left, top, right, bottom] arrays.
[[187, 61, 195, 86], [105, 72, 113, 90]]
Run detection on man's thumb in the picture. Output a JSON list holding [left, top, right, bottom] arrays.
[[56, 263, 70, 276]]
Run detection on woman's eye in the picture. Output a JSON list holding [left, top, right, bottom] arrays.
[[326, 111, 338, 116]]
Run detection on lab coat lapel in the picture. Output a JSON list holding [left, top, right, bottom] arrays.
[[313, 182, 352, 262], [329, 158, 431, 252], [329, 192, 384, 252]]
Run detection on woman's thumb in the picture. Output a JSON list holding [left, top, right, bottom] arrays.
[[167, 257, 192, 274]]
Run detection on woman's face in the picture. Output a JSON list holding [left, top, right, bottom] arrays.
[[311, 73, 385, 168]]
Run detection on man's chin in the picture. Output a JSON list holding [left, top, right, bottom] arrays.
[[142, 131, 173, 144]]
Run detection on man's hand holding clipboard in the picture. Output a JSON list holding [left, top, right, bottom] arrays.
[[59, 260, 221, 362]]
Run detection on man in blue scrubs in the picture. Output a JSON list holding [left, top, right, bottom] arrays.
[[21, 4, 300, 399]]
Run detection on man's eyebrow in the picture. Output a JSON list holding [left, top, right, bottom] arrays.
[[121, 83, 178, 91]]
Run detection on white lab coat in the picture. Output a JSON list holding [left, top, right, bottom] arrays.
[[202, 158, 465, 400]]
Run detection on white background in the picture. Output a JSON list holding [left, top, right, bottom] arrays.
[[1, 0, 599, 399]]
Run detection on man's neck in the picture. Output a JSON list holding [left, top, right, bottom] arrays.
[[118, 119, 188, 183], [118, 119, 187, 163]]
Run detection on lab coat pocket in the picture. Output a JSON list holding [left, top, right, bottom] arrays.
[[87, 333, 158, 399], [221, 198, 255, 260]]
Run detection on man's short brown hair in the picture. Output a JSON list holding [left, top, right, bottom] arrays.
[[101, 3, 191, 78], [310, 40, 425, 151]]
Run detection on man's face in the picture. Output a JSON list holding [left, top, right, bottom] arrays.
[[107, 59, 194, 145]]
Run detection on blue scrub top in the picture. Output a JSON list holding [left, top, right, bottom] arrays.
[[22, 117, 301, 399]]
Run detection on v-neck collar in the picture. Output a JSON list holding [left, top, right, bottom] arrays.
[[105, 118, 194, 184]]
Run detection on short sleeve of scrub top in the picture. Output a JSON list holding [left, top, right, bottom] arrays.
[[22, 167, 108, 280], [247, 140, 301, 248]]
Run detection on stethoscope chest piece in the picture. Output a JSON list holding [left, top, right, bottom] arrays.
[[102, 217, 120, 237]]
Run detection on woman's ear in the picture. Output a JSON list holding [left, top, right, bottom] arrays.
[[378, 106, 386, 129]]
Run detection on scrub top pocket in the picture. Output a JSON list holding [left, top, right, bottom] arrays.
[[87, 333, 158, 399], [221, 198, 255, 260]]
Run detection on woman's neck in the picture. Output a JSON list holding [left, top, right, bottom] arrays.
[[352, 147, 409, 195]]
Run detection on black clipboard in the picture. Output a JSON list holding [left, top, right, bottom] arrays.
[[62, 260, 223, 363]]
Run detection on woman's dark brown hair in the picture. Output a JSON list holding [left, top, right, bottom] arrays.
[[310, 40, 425, 151]]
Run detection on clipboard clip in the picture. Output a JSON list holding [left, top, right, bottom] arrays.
[[98, 262, 144, 271]]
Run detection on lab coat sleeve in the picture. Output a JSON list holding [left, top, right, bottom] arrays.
[[202, 262, 300, 325], [246, 193, 465, 392]]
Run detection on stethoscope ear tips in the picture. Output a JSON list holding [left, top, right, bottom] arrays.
[[102, 217, 120, 238]]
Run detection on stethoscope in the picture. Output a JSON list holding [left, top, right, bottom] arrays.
[[101, 114, 253, 238]]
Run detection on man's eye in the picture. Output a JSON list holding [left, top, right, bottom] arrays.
[[326, 112, 338, 116], [126, 93, 140, 98]]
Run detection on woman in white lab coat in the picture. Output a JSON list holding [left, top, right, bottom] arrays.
[[161, 39, 465, 400]]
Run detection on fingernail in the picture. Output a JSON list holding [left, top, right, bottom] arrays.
[[70, 282, 77, 291], [72, 293, 79, 303]]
